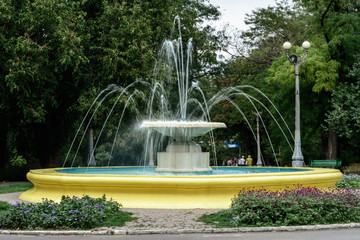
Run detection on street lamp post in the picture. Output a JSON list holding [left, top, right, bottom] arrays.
[[253, 112, 262, 166], [283, 41, 310, 167]]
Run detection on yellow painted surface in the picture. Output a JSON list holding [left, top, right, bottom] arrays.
[[19, 167, 343, 209]]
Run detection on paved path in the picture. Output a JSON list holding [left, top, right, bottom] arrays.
[[0, 192, 29, 204]]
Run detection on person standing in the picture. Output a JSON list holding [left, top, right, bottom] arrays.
[[227, 158, 232, 166], [234, 157, 239, 166], [239, 156, 246, 166], [245, 155, 253, 166]]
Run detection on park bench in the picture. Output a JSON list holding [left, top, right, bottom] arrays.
[[309, 158, 342, 169]]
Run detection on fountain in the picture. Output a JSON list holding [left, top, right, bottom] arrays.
[[140, 121, 226, 172], [20, 17, 342, 209]]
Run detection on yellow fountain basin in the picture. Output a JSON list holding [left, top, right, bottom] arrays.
[[20, 167, 342, 209]]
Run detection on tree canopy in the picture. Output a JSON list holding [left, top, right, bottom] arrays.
[[0, 0, 222, 179]]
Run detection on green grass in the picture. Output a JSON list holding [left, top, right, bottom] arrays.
[[0, 183, 33, 194], [100, 211, 136, 227]]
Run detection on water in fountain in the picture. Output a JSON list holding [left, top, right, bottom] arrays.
[[63, 17, 294, 172]]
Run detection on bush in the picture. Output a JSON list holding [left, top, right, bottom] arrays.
[[199, 186, 360, 227], [0, 195, 129, 229], [0, 201, 11, 214], [336, 174, 360, 189]]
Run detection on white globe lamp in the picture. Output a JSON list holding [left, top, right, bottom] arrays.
[[283, 41, 292, 50], [302, 41, 311, 50]]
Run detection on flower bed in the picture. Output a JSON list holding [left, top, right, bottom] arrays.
[[199, 185, 360, 227], [0, 195, 132, 229]]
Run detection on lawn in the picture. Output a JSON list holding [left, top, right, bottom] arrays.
[[0, 183, 33, 194]]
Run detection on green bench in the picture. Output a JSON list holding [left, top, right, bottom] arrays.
[[309, 159, 342, 169]]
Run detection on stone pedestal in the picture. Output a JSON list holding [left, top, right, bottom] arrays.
[[140, 121, 226, 172], [156, 141, 211, 172]]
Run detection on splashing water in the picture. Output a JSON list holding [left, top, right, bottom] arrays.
[[63, 17, 293, 170]]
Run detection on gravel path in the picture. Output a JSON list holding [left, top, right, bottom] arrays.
[[117, 208, 219, 230], [0, 192, 29, 204]]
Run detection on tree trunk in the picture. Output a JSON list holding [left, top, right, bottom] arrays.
[[326, 129, 338, 160]]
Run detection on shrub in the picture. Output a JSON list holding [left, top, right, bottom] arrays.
[[0, 195, 128, 229], [336, 174, 360, 189], [199, 186, 360, 227], [0, 201, 11, 213]]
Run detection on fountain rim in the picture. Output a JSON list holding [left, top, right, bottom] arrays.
[[27, 166, 340, 179], [21, 167, 343, 208]]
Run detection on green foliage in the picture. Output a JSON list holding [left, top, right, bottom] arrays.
[[199, 186, 360, 227], [0, 0, 222, 171], [336, 174, 360, 189], [325, 55, 360, 143], [0, 201, 11, 214], [266, 40, 340, 93], [210, 0, 336, 165], [220, 0, 360, 164], [239, 0, 310, 65], [0, 195, 133, 230], [9, 149, 27, 167], [297, 0, 360, 73], [325, 82, 360, 138]]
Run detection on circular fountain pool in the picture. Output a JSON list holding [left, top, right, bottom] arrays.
[[56, 166, 311, 175], [20, 167, 342, 209]]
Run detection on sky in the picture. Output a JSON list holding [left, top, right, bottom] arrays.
[[208, 0, 277, 31]]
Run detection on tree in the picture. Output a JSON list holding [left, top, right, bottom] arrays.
[[325, 54, 360, 154], [208, 0, 359, 165], [0, 0, 222, 179], [293, 0, 360, 159], [223, 0, 310, 65], [205, 0, 314, 165], [0, 0, 87, 174]]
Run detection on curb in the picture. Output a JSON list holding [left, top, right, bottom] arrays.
[[1, 223, 360, 235]]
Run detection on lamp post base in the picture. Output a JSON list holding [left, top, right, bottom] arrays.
[[292, 160, 304, 167]]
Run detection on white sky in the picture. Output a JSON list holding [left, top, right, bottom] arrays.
[[209, 0, 277, 31]]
